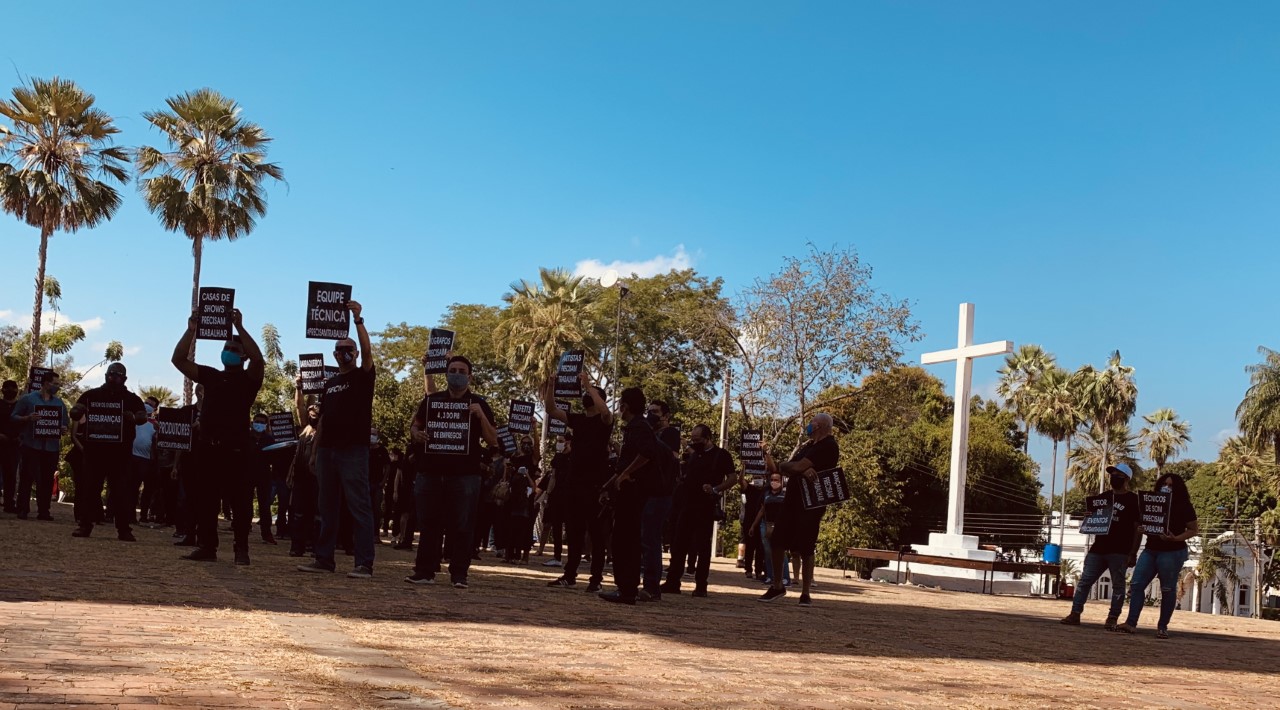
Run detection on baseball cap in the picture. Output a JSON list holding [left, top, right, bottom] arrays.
[[1105, 463, 1134, 479]]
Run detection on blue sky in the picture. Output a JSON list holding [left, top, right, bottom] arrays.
[[2, 3, 1278, 490]]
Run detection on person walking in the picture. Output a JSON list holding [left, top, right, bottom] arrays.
[[1060, 463, 1142, 630]]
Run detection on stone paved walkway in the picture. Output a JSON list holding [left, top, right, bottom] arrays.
[[3, 505, 1280, 708]]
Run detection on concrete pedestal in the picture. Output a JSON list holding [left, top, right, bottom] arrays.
[[869, 533, 1033, 595]]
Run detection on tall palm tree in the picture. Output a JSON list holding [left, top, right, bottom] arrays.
[[997, 344, 1056, 453], [138, 386, 180, 408], [1067, 423, 1140, 492], [1076, 351, 1138, 491], [1029, 366, 1082, 544], [1138, 408, 1192, 480], [136, 88, 284, 404], [0, 77, 129, 373], [1216, 436, 1272, 525], [1237, 346, 1280, 467], [1197, 535, 1242, 615]]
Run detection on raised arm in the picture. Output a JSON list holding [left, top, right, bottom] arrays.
[[171, 311, 200, 381], [349, 301, 374, 372], [541, 380, 568, 423], [581, 372, 613, 427], [232, 309, 265, 386]]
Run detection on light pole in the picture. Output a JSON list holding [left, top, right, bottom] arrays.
[[600, 269, 628, 413]]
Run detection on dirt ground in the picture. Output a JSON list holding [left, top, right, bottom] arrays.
[[2, 505, 1279, 709]]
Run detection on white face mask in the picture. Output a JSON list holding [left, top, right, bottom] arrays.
[[555, 443, 565, 453], [370, 435, 379, 445]]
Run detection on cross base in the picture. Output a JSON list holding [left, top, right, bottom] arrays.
[[868, 532, 1034, 594]]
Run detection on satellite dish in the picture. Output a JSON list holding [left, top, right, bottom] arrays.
[[600, 269, 619, 288]]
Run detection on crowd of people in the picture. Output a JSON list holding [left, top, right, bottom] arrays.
[[0, 302, 842, 607]]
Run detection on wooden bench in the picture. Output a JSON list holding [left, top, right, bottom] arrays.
[[848, 547, 1061, 595]]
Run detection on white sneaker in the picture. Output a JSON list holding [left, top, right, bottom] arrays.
[[542, 559, 563, 567]]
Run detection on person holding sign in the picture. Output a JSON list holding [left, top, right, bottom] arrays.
[[759, 413, 839, 607], [171, 307, 265, 564], [9, 371, 68, 520], [1118, 473, 1200, 639], [296, 300, 379, 580], [597, 387, 661, 606], [1060, 463, 1142, 630], [405, 355, 498, 588], [661, 424, 734, 597], [69, 363, 148, 541], [0, 380, 20, 514]]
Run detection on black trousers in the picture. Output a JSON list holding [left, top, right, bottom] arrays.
[[193, 444, 252, 552], [743, 522, 766, 576], [77, 445, 130, 532], [609, 489, 646, 599], [0, 445, 18, 511], [16, 447, 58, 517], [562, 488, 611, 584], [664, 503, 714, 590], [289, 473, 318, 554]]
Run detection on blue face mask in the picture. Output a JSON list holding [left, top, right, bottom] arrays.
[[805, 424, 814, 437], [446, 372, 469, 390], [252, 422, 266, 433], [222, 350, 243, 368]]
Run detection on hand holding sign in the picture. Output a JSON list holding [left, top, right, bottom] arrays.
[[424, 329, 455, 374], [306, 281, 353, 340]]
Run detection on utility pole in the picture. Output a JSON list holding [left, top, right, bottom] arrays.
[[1254, 517, 1263, 618], [713, 369, 731, 557]]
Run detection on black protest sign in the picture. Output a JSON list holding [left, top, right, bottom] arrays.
[[508, 400, 535, 434], [85, 399, 126, 444], [299, 353, 326, 395], [1139, 491, 1172, 536], [155, 407, 195, 452], [1080, 494, 1115, 535], [496, 425, 518, 456], [554, 350, 584, 399], [324, 366, 340, 381], [27, 367, 55, 393], [33, 405, 62, 440], [305, 281, 352, 340], [425, 396, 472, 455], [799, 467, 850, 511], [740, 429, 766, 476], [268, 412, 297, 443], [196, 287, 235, 340], [425, 328, 455, 375], [548, 400, 569, 436]]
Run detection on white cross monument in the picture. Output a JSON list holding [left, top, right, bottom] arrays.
[[869, 302, 1028, 593]]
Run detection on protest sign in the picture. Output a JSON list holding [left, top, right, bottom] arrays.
[[549, 400, 570, 436], [268, 412, 297, 443], [1139, 491, 1172, 536], [33, 405, 62, 440], [1080, 494, 1115, 535], [85, 399, 126, 444], [197, 287, 235, 340], [740, 429, 766, 476], [425, 328, 455, 375], [508, 400, 535, 434], [799, 467, 850, 510], [305, 281, 352, 340], [425, 395, 472, 455], [27, 367, 54, 393], [299, 353, 326, 395], [155, 407, 195, 452], [496, 425, 517, 456], [554, 350, 584, 399]]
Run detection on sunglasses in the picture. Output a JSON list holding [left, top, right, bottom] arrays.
[[335, 346, 356, 353]]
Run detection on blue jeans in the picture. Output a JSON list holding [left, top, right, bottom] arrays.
[[641, 494, 671, 594], [1125, 547, 1190, 630], [1072, 552, 1129, 617], [413, 473, 481, 583], [314, 446, 376, 570], [760, 520, 790, 584]]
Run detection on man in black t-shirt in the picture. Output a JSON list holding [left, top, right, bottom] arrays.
[[599, 387, 660, 605], [544, 375, 614, 591], [0, 379, 20, 513], [661, 424, 734, 597], [405, 354, 498, 588], [641, 400, 680, 599], [69, 363, 148, 541], [1061, 463, 1142, 629], [297, 300, 378, 579], [759, 413, 840, 606], [171, 307, 265, 563]]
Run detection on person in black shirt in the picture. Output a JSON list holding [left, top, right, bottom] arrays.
[[1060, 463, 1142, 629], [641, 399, 679, 600], [544, 376, 614, 591], [661, 424, 734, 597], [1120, 472, 1200, 638], [297, 300, 378, 579], [741, 469, 768, 580], [599, 387, 659, 605], [759, 413, 839, 606], [247, 412, 278, 545], [171, 308, 265, 563], [0, 379, 19, 513], [405, 354, 498, 588], [504, 436, 540, 563], [69, 363, 148, 541]]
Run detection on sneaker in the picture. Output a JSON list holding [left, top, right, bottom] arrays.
[[659, 583, 682, 595], [71, 527, 91, 538], [173, 536, 197, 547], [36, 513, 53, 521], [404, 573, 436, 585], [637, 590, 661, 602], [297, 561, 336, 573], [547, 577, 576, 588], [1104, 615, 1119, 631], [798, 593, 812, 607], [762, 577, 773, 585], [261, 531, 278, 545], [692, 589, 708, 598], [585, 582, 603, 593], [759, 587, 787, 603], [181, 548, 217, 562], [452, 580, 468, 589], [542, 558, 564, 567], [598, 591, 636, 606], [117, 532, 137, 542], [1059, 612, 1081, 626], [235, 550, 251, 566], [288, 549, 306, 557], [15, 512, 28, 520], [782, 579, 793, 588], [348, 566, 373, 579]]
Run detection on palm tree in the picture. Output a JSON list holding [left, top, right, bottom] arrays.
[[1237, 346, 1280, 467], [138, 386, 180, 408], [1029, 366, 1082, 544], [1076, 352, 1138, 492], [1138, 408, 1192, 480], [997, 344, 1055, 453], [1216, 436, 1272, 525], [0, 77, 129, 374], [1197, 535, 1242, 615], [1067, 423, 1140, 492], [136, 88, 284, 404]]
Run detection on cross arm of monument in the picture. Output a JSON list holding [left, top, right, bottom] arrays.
[[920, 340, 1013, 365]]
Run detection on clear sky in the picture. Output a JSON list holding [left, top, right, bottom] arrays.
[[2, 3, 1278, 490]]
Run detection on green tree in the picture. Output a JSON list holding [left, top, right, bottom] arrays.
[[1215, 436, 1273, 524], [498, 268, 604, 391], [1068, 423, 1141, 491], [138, 386, 180, 407], [43, 276, 62, 365], [0, 77, 129, 373], [1197, 535, 1242, 615], [997, 344, 1055, 453], [1138, 407, 1192, 479], [1237, 346, 1280, 467], [136, 88, 284, 404], [1074, 352, 1138, 492], [252, 324, 298, 416], [1029, 366, 1083, 545]]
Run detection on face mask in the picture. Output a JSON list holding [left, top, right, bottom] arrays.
[[1160, 485, 1172, 494], [46, 384, 60, 394], [581, 397, 594, 409], [770, 480, 783, 490], [446, 373, 469, 390], [252, 422, 266, 433], [645, 413, 662, 427], [1110, 475, 1126, 488], [370, 435, 379, 445], [555, 443, 565, 452], [221, 350, 243, 368], [335, 350, 355, 365], [805, 424, 814, 437], [106, 374, 126, 388]]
